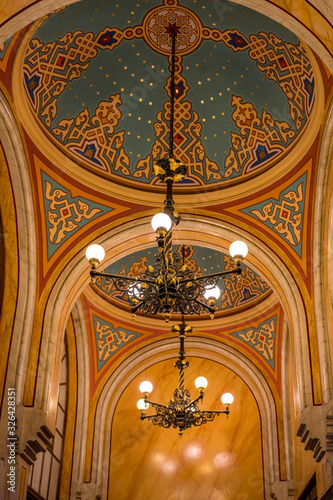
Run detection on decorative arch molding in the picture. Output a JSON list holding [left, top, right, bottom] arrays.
[[313, 94, 333, 404], [68, 300, 94, 497], [37, 214, 312, 432], [84, 336, 290, 499], [0, 0, 79, 44], [0, 88, 39, 496], [0, 88, 37, 402]]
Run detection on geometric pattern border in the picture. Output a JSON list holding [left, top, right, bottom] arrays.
[[230, 315, 277, 370], [241, 172, 307, 257], [93, 314, 141, 371], [41, 170, 112, 260]]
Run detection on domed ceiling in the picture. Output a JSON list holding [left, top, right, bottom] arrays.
[[3, 0, 330, 497], [21, 0, 317, 192]]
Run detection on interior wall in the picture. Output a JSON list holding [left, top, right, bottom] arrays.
[[0, 0, 332, 499]]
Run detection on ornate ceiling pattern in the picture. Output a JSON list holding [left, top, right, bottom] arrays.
[[21, 0, 317, 190], [1, 0, 333, 499]]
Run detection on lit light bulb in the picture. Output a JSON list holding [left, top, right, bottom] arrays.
[[229, 241, 248, 259], [151, 213, 172, 233], [137, 399, 149, 411], [195, 376, 208, 390], [128, 283, 144, 300], [140, 380, 153, 394], [86, 244, 105, 263], [204, 285, 220, 300], [221, 392, 234, 405]]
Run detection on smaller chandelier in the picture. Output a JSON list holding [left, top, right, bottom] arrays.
[[137, 323, 233, 436]]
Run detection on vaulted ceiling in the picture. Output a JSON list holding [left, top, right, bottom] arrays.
[[1, 0, 333, 498]]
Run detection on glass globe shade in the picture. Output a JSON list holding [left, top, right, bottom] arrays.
[[229, 241, 248, 259], [137, 399, 149, 411], [151, 213, 172, 233], [204, 285, 220, 300], [221, 392, 234, 405], [139, 380, 153, 394], [195, 376, 208, 390], [128, 283, 144, 299], [86, 244, 105, 263]]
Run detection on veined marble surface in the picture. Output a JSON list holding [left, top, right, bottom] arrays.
[[109, 357, 264, 499]]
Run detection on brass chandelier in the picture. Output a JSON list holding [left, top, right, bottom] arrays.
[[86, 26, 248, 322], [137, 322, 233, 436]]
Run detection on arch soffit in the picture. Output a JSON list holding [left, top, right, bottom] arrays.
[[0, 88, 37, 402], [313, 95, 333, 402]]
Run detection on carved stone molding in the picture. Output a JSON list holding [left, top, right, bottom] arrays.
[[297, 422, 326, 463], [21, 425, 53, 465], [327, 415, 333, 454]]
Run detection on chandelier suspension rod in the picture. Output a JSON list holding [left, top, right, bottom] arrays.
[[169, 28, 176, 159], [177, 327, 187, 392]]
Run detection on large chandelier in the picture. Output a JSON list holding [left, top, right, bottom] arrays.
[[137, 322, 233, 436], [86, 26, 248, 322]]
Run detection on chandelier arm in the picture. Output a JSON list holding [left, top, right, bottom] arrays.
[[141, 414, 177, 429], [179, 266, 242, 284], [131, 300, 146, 314], [140, 414, 169, 423], [140, 414, 155, 421], [184, 393, 204, 410], [198, 410, 229, 415], [90, 270, 156, 285], [131, 297, 160, 315], [194, 298, 216, 315], [144, 399, 169, 410]]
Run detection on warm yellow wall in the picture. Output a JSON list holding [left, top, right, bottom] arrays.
[[0, 143, 18, 410], [109, 358, 264, 499]]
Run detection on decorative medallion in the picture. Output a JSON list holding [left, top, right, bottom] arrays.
[[142, 4, 202, 56]]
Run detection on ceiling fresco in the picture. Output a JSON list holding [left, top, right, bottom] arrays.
[[2, 0, 333, 497], [21, 0, 316, 190]]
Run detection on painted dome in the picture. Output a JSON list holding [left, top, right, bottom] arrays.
[[22, 0, 316, 192]]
